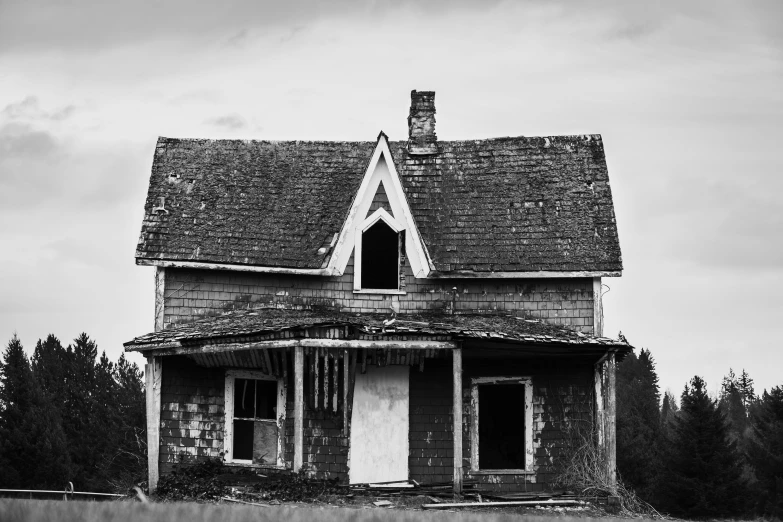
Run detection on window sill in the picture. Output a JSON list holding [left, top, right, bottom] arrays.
[[353, 289, 407, 295], [469, 469, 535, 475], [224, 461, 287, 470]]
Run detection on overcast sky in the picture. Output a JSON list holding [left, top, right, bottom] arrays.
[[1, 0, 781, 399]]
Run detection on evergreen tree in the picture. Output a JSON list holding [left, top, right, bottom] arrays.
[[660, 390, 679, 434], [86, 351, 121, 490], [63, 333, 98, 487], [31, 334, 70, 410], [719, 370, 750, 437], [111, 354, 147, 488], [616, 348, 661, 501], [747, 386, 783, 518], [661, 376, 748, 517], [0, 335, 72, 488], [737, 369, 756, 411]]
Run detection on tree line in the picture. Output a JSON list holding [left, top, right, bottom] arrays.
[[0, 334, 146, 492], [2, 332, 782, 518], [616, 348, 783, 518]]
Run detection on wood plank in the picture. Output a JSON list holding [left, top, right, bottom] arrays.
[[314, 347, 320, 411], [293, 346, 304, 472], [453, 347, 463, 495], [154, 267, 165, 332], [262, 349, 273, 376], [423, 500, 583, 509], [605, 352, 617, 488], [281, 348, 288, 385], [309, 349, 316, 411], [332, 350, 339, 414], [133, 339, 460, 355], [146, 356, 162, 492], [343, 349, 350, 434], [593, 277, 603, 337], [323, 349, 329, 411], [470, 384, 478, 472]]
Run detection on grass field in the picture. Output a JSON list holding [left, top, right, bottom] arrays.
[[0, 499, 628, 522]]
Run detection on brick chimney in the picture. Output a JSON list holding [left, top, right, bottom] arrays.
[[407, 90, 437, 155]]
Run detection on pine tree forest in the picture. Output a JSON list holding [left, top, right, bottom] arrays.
[[0, 334, 146, 493]]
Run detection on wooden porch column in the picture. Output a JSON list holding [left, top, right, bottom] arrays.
[[145, 355, 162, 492], [294, 345, 304, 472], [154, 267, 166, 331], [594, 351, 617, 488], [452, 347, 463, 495]]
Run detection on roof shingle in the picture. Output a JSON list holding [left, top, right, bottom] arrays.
[[136, 134, 622, 273], [123, 307, 630, 352]]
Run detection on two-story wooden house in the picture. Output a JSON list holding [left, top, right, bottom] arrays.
[[125, 91, 631, 495]]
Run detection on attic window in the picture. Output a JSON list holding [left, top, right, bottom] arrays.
[[361, 220, 399, 290]]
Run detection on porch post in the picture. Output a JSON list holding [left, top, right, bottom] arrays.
[[154, 267, 166, 331], [605, 352, 617, 488], [594, 351, 617, 488], [294, 345, 304, 472], [145, 355, 162, 492], [452, 347, 463, 495]]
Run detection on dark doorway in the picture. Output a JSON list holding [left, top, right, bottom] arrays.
[[361, 220, 399, 289], [478, 383, 526, 469]]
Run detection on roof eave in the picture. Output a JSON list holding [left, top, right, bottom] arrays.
[[136, 257, 336, 276], [427, 269, 622, 279]]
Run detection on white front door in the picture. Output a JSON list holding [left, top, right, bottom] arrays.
[[349, 365, 409, 484]]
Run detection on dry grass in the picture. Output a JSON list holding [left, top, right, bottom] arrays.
[[0, 499, 645, 522]]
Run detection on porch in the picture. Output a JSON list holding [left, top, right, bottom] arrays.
[[124, 309, 630, 494]]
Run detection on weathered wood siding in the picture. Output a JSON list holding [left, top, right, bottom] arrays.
[[159, 356, 225, 475], [408, 357, 594, 492], [162, 259, 595, 332]]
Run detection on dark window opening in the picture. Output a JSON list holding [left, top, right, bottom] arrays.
[[232, 378, 278, 461], [478, 383, 526, 469], [361, 220, 399, 289]]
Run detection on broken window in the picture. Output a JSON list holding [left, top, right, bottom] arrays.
[[470, 377, 533, 472], [224, 370, 285, 466], [360, 220, 400, 290]]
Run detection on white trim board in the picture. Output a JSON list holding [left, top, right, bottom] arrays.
[[223, 369, 286, 468], [138, 257, 620, 280], [329, 134, 432, 279], [353, 207, 405, 291], [469, 376, 534, 474]]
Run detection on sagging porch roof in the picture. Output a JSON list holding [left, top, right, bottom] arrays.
[[123, 308, 632, 357]]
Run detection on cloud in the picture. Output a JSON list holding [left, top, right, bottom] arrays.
[[206, 114, 247, 129], [1, 96, 76, 122], [0, 122, 59, 158]]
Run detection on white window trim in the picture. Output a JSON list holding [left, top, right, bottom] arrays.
[[224, 369, 287, 468], [354, 208, 405, 293], [470, 376, 534, 474]]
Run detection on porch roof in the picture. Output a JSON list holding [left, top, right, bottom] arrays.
[[123, 308, 631, 354]]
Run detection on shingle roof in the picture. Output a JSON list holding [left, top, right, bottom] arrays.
[[123, 307, 630, 352], [136, 135, 622, 273]]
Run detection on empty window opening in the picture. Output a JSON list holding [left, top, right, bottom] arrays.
[[231, 378, 278, 462], [478, 383, 526, 469], [361, 220, 399, 289]]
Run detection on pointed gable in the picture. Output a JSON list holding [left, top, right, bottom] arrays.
[[366, 181, 391, 216], [327, 134, 432, 279]]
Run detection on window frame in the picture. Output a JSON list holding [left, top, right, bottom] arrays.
[[469, 376, 534, 474], [353, 208, 406, 294], [223, 369, 287, 467]]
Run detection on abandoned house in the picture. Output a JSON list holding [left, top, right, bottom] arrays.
[[124, 90, 631, 494]]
